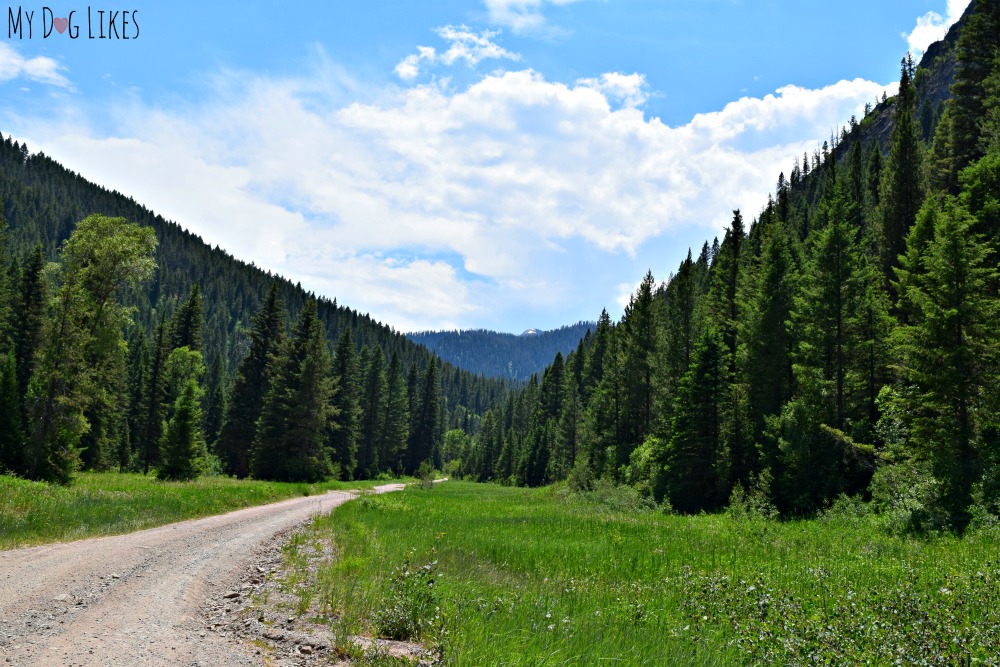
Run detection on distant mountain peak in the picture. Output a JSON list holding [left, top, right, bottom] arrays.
[[521, 328, 541, 336]]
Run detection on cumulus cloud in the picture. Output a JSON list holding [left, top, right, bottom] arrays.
[[904, 0, 971, 56], [395, 26, 520, 80], [577, 72, 648, 108], [0, 43, 70, 88], [18, 62, 894, 331], [483, 0, 587, 35]]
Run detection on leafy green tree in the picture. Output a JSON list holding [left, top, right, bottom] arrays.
[[26, 215, 157, 484], [252, 300, 334, 482], [216, 283, 286, 478]]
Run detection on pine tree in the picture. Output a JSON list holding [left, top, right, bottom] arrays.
[[139, 316, 170, 475], [252, 300, 334, 482], [329, 328, 361, 479], [667, 331, 725, 513], [14, 245, 46, 402], [406, 357, 441, 474], [216, 283, 286, 478], [949, 0, 1000, 178], [171, 283, 204, 351], [0, 351, 23, 473], [26, 215, 157, 484], [879, 54, 926, 286], [202, 355, 226, 448], [893, 197, 999, 530], [380, 351, 409, 474], [157, 379, 205, 481], [357, 345, 387, 478]]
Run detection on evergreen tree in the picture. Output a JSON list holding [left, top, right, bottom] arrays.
[[157, 379, 205, 481], [666, 330, 725, 513], [14, 246, 47, 402], [879, 54, 926, 285], [357, 345, 387, 478], [406, 357, 441, 474], [171, 283, 204, 351], [26, 215, 157, 484], [893, 197, 999, 530], [949, 0, 1000, 178], [202, 354, 226, 448], [380, 351, 409, 474], [252, 300, 334, 482], [139, 316, 170, 475], [329, 327, 361, 479], [0, 351, 23, 473], [216, 283, 286, 477]]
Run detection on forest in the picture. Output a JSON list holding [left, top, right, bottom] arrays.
[[0, 123, 513, 485], [449, 0, 1000, 533], [407, 322, 595, 382], [2, 0, 999, 540]]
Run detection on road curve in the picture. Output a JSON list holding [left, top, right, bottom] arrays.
[[0, 483, 405, 666]]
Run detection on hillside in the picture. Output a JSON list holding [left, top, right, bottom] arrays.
[[407, 322, 594, 381], [0, 133, 509, 481], [451, 0, 1000, 533]]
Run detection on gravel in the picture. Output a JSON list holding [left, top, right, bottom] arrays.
[[0, 483, 405, 666]]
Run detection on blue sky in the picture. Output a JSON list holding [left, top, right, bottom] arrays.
[[0, 0, 969, 332]]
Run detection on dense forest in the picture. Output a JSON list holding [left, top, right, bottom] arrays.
[[449, 0, 1000, 532], [0, 126, 514, 483], [407, 322, 595, 382]]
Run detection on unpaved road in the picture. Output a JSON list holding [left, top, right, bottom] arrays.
[[0, 483, 405, 666]]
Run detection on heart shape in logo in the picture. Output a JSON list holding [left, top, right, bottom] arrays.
[[53, 17, 68, 34]]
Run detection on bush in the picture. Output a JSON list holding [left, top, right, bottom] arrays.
[[870, 460, 950, 535], [374, 550, 441, 641]]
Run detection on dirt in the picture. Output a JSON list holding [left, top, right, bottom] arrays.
[[0, 483, 406, 666]]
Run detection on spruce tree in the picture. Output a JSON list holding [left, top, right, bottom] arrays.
[[252, 300, 334, 482], [380, 351, 409, 474], [171, 283, 204, 351], [406, 357, 441, 474], [329, 328, 361, 479], [216, 283, 286, 477], [357, 345, 387, 478], [158, 379, 205, 481], [893, 197, 999, 530]]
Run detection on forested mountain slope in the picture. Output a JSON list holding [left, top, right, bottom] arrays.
[[0, 132, 508, 482], [408, 322, 595, 381], [453, 0, 1000, 532]]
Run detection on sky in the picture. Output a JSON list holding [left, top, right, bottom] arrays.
[[0, 0, 971, 333]]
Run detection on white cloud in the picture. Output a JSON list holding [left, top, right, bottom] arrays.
[[0, 43, 70, 88], [18, 63, 894, 331], [395, 26, 520, 80], [903, 0, 970, 56], [484, 0, 585, 35], [577, 73, 648, 108]]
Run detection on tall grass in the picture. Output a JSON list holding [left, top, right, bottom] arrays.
[[0, 472, 385, 549], [314, 481, 1000, 666]]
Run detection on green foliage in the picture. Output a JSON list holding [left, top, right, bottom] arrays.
[[252, 300, 334, 482], [157, 379, 205, 481], [374, 550, 441, 641]]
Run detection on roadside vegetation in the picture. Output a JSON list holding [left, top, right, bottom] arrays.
[[0, 471, 392, 549], [300, 481, 1000, 666]]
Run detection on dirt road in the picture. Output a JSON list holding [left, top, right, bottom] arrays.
[[0, 483, 405, 666]]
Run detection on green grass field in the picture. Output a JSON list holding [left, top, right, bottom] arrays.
[[0, 472, 388, 549], [307, 481, 1000, 666]]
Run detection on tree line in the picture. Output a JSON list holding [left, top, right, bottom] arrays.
[[453, 0, 1000, 532]]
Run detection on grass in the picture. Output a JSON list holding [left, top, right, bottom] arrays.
[[311, 481, 1000, 666], [0, 471, 391, 549]]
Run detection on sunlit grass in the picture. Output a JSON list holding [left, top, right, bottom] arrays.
[[0, 472, 389, 549], [315, 481, 1000, 666]]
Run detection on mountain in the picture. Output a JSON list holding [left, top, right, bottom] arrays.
[[453, 0, 1000, 530], [0, 132, 510, 480], [407, 322, 595, 381]]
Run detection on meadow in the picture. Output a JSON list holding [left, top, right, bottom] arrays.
[[301, 481, 1000, 666], [0, 472, 386, 549]]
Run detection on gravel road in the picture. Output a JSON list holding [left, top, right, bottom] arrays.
[[0, 483, 405, 666]]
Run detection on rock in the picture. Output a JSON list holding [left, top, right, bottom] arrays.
[[223, 591, 240, 599], [52, 594, 72, 604], [111, 574, 120, 579], [298, 645, 313, 655]]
